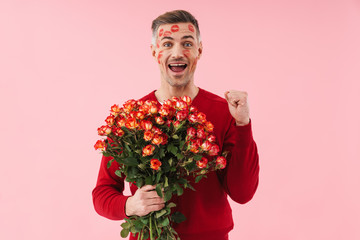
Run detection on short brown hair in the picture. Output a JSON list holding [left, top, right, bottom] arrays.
[[151, 10, 201, 45]]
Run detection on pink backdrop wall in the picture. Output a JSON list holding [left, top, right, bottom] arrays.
[[1, 0, 359, 239]]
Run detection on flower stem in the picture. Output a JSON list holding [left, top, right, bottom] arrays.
[[149, 215, 154, 240]]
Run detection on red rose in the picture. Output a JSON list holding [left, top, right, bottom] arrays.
[[204, 121, 214, 132], [135, 111, 145, 120], [207, 134, 216, 143], [190, 105, 198, 113], [187, 127, 196, 138], [140, 120, 153, 131], [105, 115, 115, 126], [142, 144, 155, 156], [196, 128, 206, 139], [113, 127, 125, 137], [161, 134, 168, 145], [139, 104, 150, 114], [152, 127, 162, 135], [208, 144, 220, 156], [110, 104, 121, 116], [215, 156, 227, 169], [155, 116, 165, 125], [188, 113, 197, 123], [152, 134, 163, 145], [116, 117, 126, 127], [123, 99, 137, 113], [94, 140, 106, 151], [201, 140, 211, 151], [159, 105, 170, 117], [181, 96, 192, 105], [149, 104, 158, 114], [143, 130, 154, 141], [189, 140, 200, 153], [98, 125, 111, 136], [197, 112, 206, 123], [196, 157, 208, 169], [150, 158, 162, 170], [176, 110, 188, 121], [125, 117, 139, 129], [175, 100, 188, 110]]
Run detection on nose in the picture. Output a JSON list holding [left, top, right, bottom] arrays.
[[171, 43, 184, 59]]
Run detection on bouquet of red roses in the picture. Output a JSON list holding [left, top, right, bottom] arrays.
[[94, 96, 227, 240]]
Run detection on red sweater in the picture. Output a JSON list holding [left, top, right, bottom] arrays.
[[92, 88, 260, 240]]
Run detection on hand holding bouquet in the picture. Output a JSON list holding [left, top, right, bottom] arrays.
[[94, 96, 227, 240]]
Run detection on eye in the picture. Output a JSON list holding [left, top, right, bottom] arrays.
[[163, 42, 172, 47], [184, 42, 193, 47]]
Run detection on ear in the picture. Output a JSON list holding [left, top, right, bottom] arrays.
[[197, 41, 203, 60], [150, 44, 157, 59]]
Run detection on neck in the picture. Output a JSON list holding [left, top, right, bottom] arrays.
[[155, 81, 199, 103]]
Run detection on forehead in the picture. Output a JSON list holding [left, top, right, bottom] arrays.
[[157, 22, 196, 39]]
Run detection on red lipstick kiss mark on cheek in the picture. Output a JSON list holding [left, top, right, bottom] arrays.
[[157, 40, 160, 48], [159, 29, 164, 37], [163, 31, 172, 37], [183, 50, 190, 57], [188, 24, 195, 32], [157, 51, 163, 64], [171, 25, 179, 32]]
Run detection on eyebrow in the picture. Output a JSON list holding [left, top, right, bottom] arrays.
[[160, 35, 195, 41]]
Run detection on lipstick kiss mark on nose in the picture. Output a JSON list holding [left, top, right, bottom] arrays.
[[171, 25, 179, 32]]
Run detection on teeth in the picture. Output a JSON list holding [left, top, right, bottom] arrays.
[[169, 64, 186, 67]]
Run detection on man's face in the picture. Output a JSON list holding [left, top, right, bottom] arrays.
[[151, 22, 202, 88]]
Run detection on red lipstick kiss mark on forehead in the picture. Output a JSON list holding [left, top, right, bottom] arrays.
[[171, 25, 179, 32], [159, 29, 164, 37], [163, 31, 172, 37], [188, 24, 195, 32]]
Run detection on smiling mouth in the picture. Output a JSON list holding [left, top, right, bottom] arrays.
[[168, 63, 187, 73]]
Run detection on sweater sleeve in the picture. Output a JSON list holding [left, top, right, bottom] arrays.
[[219, 119, 260, 204], [92, 155, 130, 220]]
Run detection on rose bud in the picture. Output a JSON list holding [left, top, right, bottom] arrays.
[[159, 105, 170, 117], [171, 96, 180, 102], [105, 115, 115, 126], [143, 130, 154, 141], [187, 127, 196, 138], [142, 144, 155, 156], [116, 117, 126, 127], [190, 141, 200, 153], [190, 105, 198, 113], [163, 99, 174, 107], [175, 100, 188, 110], [135, 111, 145, 120], [215, 156, 227, 169], [161, 134, 168, 145], [152, 134, 163, 145], [98, 125, 112, 136], [196, 157, 208, 169], [182, 95, 192, 105], [155, 116, 165, 125], [176, 110, 188, 121], [94, 140, 106, 151], [197, 129, 206, 139], [149, 104, 158, 114], [140, 120, 153, 131], [197, 112, 207, 123], [144, 100, 153, 106], [110, 104, 121, 116], [139, 104, 150, 114], [150, 158, 162, 170], [152, 126, 162, 135], [204, 121, 214, 132], [137, 100, 144, 106], [113, 127, 125, 137], [188, 114, 198, 123], [201, 140, 211, 151], [209, 144, 220, 156], [174, 120, 181, 128], [125, 117, 139, 129], [123, 99, 137, 113], [207, 134, 216, 143]]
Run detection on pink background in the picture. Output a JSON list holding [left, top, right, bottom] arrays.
[[1, 0, 359, 239]]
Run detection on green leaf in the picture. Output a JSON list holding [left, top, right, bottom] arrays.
[[145, 176, 152, 185], [155, 209, 167, 218], [106, 159, 114, 168], [167, 202, 176, 208], [160, 217, 170, 227], [164, 190, 172, 202], [155, 172, 161, 184], [120, 228, 129, 238], [140, 217, 149, 225], [164, 176, 169, 188], [171, 212, 186, 223], [121, 222, 131, 229], [115, 170, 122, 178], [159, 148, 166, 158], [122, 157, 138, 166], [175, 153, 184, 160], [172, 134, 179, 139], [193, 155, 203, 160], [156, 184, 163, 198]]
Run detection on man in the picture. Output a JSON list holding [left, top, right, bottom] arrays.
[[92, 10, 259, 240]]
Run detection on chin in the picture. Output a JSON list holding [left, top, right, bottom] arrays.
[[167, 78, 190, 88]]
